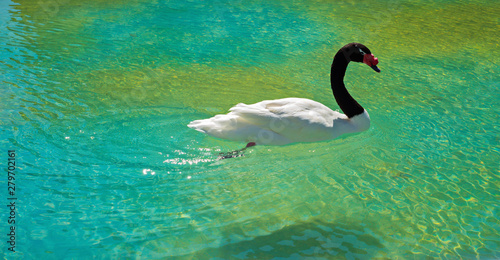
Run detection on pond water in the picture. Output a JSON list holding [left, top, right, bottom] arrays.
[[1, 0, 498, 259]]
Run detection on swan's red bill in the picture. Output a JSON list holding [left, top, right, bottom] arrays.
[[363, 53, 380, 73]]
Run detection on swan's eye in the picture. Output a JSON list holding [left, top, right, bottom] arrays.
[[357, 47, 366, 56]]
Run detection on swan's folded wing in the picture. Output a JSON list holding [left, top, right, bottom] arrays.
[[227, 99, 346, 142]]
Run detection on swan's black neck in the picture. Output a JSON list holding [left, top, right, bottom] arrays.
[[330, 50, 365, 118]]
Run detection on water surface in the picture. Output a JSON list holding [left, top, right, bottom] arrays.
[[1, 0, 499, 259]]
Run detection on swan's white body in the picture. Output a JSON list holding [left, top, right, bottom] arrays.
[[188, 97, 370, 145]]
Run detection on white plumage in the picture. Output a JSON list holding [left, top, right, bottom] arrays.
[[188, 97, 370, 145]]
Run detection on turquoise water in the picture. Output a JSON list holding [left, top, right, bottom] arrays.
[[1, 0, 499, 259]]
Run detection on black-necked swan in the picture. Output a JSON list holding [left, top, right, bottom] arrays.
[[188, 43, 380, 147]]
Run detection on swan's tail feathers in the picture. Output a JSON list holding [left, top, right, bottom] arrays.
[[188, 114, 240, 133], [188, 114, 255, 143], [187, 119, 209, 134], [218, 142, 256, 160]]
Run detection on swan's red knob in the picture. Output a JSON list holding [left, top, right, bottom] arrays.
[[363, 54, 380, 72]]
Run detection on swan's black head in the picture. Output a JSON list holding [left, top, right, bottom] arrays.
[[341, 43, 380, 72]]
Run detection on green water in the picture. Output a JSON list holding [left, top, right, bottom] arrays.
[[1, 0, 499, 259]]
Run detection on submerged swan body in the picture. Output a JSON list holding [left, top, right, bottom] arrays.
[[188, 43, 380, 146]]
